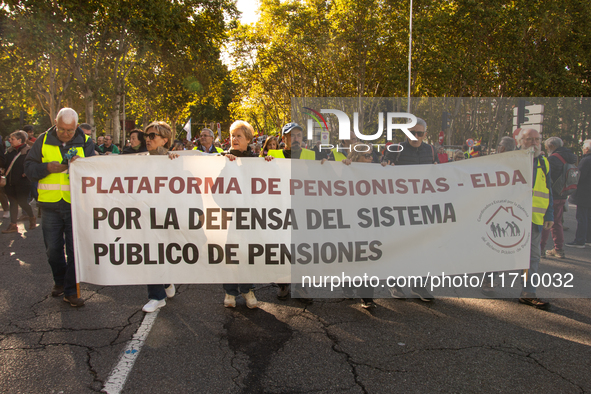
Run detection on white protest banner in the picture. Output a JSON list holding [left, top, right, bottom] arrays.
[[70, 150, 533, 286]]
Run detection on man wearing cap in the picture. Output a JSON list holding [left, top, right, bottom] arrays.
[[267, 123, 317, 160], [267, 123, 316, 303]]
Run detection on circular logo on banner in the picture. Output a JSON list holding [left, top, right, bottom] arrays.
[[477, 200, 529, 254]]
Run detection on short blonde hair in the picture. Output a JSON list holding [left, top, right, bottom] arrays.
[[144, 121, 172, 149], [229, 120, 254, 143]]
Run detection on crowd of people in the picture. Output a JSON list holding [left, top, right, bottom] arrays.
[[1, 107, 590, 313]]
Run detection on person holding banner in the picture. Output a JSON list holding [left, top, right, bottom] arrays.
[[24, 108, 95, 307], [267, 123, 315, 303], [221, 120, 259, 308], [339, 144, 379, 308], [142, 121, 177, 312], [517, 128, 553, 309], [259, 136, 278, 158], [383, 117, 438, 302]]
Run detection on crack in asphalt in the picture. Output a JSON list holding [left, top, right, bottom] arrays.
[[86, 349, 104, 393], [304, 311, 369, 394]]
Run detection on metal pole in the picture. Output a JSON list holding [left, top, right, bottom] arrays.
[[407, 0, 413, 113]]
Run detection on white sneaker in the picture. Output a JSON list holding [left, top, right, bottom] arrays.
[[242, 290, 258, 309], [142, 299, 166, 313], [224, 294, 236, 308], [165, 284, 176, 298]]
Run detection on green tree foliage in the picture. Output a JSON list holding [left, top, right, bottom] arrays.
[[230, 0, 591, 146], [1, 0, 237, 142]]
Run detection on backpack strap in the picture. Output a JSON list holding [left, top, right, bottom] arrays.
[[550, 152, 566, 164]]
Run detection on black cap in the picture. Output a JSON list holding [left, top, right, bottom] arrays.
[[281, 122, 303, 136]]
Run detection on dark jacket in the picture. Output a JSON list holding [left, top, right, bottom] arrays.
[[24, 126, 96, 205], [98, 144, 120, 154], [222, 146, 255, 158], [384, 141, 439, 165], [3, 144, 31, 188], [122, 144, 148, 154], [548, 147, 577, 198], [573, 152, 591, 208]]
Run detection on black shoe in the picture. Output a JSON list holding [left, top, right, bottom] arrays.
[[277, 284, 290, 300], [565, 241, 585, 249], [361, 299, 376, 309], [410, 287, 434, 302], [519, 297, 549, 310], [388, 285, 406, 299], [63, 295, 85, 307], [51, 285, 64, 297]]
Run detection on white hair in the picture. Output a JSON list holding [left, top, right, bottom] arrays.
[[583, 139, 591, 151], [545, 136, 563, 149], [516, 128, 538, 147], [415, 117, 427, 132], [56, 108, 78, 125]]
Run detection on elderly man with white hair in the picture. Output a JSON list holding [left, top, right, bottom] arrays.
[[25, 108, 95, 307], [516, 128, 554, 309]]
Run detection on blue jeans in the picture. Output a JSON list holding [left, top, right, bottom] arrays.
[[574, 206, 591, 244], [41, 201, 77, 297], [223, 284, 254, 296], [522, 224, 542, 295], [147, 284, 170, 301]]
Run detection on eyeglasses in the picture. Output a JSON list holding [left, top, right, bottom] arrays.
[[145, 132, 161, 140], [200, 134, 212, 138], [410, 131, 425, 137]]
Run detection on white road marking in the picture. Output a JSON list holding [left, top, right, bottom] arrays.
[[102, 310, 160, 394]]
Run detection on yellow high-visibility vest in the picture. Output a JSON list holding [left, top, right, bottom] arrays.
[[532, 156, 551, 225], [331, 148, 347, 161], [38, 133, 88, 203], [268, 149, 316, 160], [193, 146, 223, 153]]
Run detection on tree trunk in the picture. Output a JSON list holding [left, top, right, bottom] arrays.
[[84, 90, 96, 138], [112, 94, 121, 143]]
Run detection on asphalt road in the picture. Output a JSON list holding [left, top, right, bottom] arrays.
[[1, 203, 590, 393]]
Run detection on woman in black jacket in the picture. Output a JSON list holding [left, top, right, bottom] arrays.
[[121, 129, 148, 154], [221, 120, 259, 309], [2, 130, 35, 233]]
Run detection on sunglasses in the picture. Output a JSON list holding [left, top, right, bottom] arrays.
[[410, 131, 425, 137], [145, 132, 161, 140], [360, 153, 373, 159]]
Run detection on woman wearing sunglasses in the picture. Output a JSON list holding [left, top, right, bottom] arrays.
[[141, 121, 177, 313]]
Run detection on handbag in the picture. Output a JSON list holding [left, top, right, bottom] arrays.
[[0, 152, 22, 187]]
